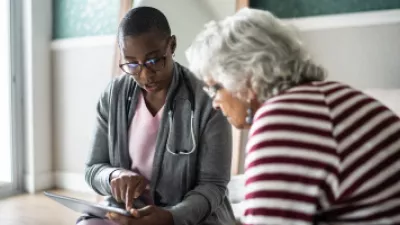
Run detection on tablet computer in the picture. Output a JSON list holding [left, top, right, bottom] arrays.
[[44, 191, 145, 218]]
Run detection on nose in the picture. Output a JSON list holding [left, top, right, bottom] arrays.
[[140, 66, 156, 81], [212, 99, 220, 110]]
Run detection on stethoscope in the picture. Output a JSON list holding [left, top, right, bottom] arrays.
[[126, 73, 197, 155]]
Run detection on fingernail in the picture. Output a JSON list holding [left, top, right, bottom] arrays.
[[130, 209, 139, 217]]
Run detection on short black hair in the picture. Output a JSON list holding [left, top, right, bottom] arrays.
[[118, 6, 171, 42]]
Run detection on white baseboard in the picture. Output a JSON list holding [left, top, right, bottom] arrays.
[[24, 171, 54, 193], [23, 171, 96, 194], [285, 9, 400, 31], [54, 171, 95, 194]]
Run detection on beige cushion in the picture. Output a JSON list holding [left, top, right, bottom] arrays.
[[228, 174, 246, 220], [228, 174, 246, 204]]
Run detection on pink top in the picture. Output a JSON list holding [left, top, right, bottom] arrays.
[[128, 91, 164, 183]]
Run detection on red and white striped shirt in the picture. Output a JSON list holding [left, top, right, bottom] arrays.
[[243, 81, 400, 225]]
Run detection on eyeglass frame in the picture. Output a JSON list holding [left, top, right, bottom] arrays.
[[203, 83, 223, 100], [119, 37, 171, 76]]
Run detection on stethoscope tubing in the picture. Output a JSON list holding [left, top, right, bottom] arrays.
[[126, 74, 196, 155]]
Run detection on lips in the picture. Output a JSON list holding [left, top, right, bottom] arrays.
[[144, 82, 160, 92]]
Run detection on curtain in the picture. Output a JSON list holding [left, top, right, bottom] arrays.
[[112, 0, 134, 77]]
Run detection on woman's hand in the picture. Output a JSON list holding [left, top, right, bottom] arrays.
[[107, 206, 174, 225], [110, 170, 148, 210]]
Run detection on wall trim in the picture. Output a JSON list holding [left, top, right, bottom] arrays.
[[24, 171, 54, 193], [23, 171, 96, 194], [54, 171, 95, 194], [51, 35, 116, 50], [284, 9, 400, 31]]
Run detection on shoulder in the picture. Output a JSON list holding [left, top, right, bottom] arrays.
[[254, 82, 333, 122], [109, 74, 132, 92], [97, 74, 132, 111], [176, 62, 213, 109], [100, 74, 132, 100], [246, 83, 340, 181], [175, 62, 229, 128], [176, 63, 208, 97], [249, 82, 336, 152]]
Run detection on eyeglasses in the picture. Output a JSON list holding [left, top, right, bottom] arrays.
[[119, 56, 166, 76], [119, 38, 170, 76], [203, 83, 222, 99]]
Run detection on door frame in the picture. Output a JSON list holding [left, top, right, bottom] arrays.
[[231, 0, 250, 175]]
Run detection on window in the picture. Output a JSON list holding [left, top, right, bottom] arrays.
[[0, 0, 12, 186], [0, 0, 24, 198]]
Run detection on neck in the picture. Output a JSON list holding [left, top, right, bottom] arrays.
[[142, 90, 167, 117], [143, 89, 168, 103], [142, 77, 171, 116]]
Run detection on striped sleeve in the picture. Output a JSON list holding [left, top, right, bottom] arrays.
[[242, 92, 339, 225]]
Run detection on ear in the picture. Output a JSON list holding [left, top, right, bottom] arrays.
[[170, 35, 177, 54], [245, 77, 257, 101], [247, 89, 257, 101]]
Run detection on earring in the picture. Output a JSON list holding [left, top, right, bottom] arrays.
[[245, 108, 253, 124], [245, 100, 253, 124], [172, 53, 176, 57]]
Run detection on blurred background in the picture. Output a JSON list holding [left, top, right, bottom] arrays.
[[0, 0, 399, 224]]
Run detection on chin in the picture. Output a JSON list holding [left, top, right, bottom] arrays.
[[228, 118, 248, 130], [234, 123, 251, 130]]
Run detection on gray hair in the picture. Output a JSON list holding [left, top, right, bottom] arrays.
[[186, 8, 326, 102]]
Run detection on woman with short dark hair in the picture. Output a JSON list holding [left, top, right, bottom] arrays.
[[78, 6, 235, 225]]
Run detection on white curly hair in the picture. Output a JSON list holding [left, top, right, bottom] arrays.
[[185, 8, 326, 102]]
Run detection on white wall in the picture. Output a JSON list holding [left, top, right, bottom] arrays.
[[300, 25, 400, 89], [51, 37, 114, 192], [203, 0, 236, 20], [134, 0, 221, 66], [283, 10, 400, 90], [52, 43, 114, 174]]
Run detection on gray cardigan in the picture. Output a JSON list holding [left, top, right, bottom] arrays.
[[85, 62, 235, 225]]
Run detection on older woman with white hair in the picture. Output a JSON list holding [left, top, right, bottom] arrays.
[[186, 8, 400, 225]]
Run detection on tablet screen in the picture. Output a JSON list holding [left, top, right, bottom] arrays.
[[44, 191, 134, 218]]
